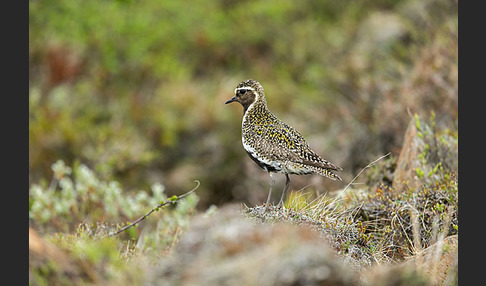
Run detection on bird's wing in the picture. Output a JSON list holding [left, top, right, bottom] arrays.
[[252, 123, 302, 162], [269, 121, 343, 171]]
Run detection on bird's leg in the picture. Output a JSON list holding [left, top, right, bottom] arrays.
[[263, 172, 275, 212], [277, 174, 291, 208]]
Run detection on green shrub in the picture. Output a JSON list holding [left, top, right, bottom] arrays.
[[29, 160, 199, 236]]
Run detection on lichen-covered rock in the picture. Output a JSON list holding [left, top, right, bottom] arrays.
[[246, 205, 373, 272], [146, 205, 357, 286]]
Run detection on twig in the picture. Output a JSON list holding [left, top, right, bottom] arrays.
[[109, 180, 200, 236]]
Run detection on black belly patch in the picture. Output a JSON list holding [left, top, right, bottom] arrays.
[[246, 151, 279, 172]]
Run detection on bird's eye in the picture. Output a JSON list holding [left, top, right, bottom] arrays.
[[238, 89, 247, 95]]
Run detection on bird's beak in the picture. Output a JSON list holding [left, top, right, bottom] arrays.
[[225, 96, 237, 104]]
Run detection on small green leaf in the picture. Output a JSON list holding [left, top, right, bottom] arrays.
[[169, 195, 178, 202], [415, 168, 424, 178], [430, 111, 436, 128], [428, 162, 442, 177], [414, 114, 421, 131], [126, 226, 137, 239]]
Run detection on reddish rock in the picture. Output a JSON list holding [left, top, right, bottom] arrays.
[[392, 117, 422, 191]]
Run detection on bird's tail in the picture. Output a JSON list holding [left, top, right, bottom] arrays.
[[315, 167, 342, 181]]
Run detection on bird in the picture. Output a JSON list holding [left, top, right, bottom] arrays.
[[225, 79, 342, 210]]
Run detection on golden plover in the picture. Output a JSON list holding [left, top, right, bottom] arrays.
[[225, 79, 342, 209]]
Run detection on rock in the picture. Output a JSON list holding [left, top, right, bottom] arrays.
[[392, 115, 457, 192], [146, 204, 357, 286], [246, 205, 373, 271], [392, 117, 422, 191]]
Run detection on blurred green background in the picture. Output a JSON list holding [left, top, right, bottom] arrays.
[[29, 0, 457, 210]]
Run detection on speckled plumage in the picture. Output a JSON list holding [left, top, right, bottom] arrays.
[[226, 79, 342, 208]]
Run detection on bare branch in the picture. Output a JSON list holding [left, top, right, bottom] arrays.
[[109, 180, 200, 237]]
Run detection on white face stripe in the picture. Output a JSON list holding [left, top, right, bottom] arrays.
[[234, 86, 256, 94], [235, 85, 259, 115], [241, 87, 260, 146]]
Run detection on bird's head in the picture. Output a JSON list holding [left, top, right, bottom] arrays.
[[225, 79, 265, 112]]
